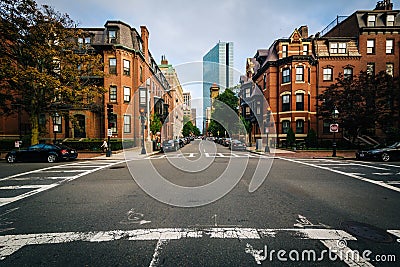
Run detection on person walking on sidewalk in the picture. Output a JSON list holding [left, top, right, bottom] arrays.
[[100, 140, 108, 153]]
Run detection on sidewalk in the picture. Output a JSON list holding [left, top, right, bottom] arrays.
[[247, 146, 357, 159], [77, 147, 160, 160]]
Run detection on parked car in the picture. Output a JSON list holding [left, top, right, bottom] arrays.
[[5, 143, 78, 163], [229, 140, 247, 151], [356, 142, 400, 162], [161, 140, 177, 152], [223, 138, 232, 147]]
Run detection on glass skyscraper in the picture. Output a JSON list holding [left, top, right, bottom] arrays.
[[202, 41, 234, 126]]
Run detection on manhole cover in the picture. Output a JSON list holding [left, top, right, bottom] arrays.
[[109, 166, 126, 170], [341, 221, 393, 243]]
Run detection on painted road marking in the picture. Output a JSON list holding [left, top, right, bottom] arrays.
[[0, 160, 127, 207], [0, 227, 359, 261], [278, 157, 400, 193]]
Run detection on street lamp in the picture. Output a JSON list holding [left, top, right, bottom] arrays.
[[52, 113, 60, 144], [331, 107, 339, 157], [265, 108, 271, 153], [140, 107, 147, 154]]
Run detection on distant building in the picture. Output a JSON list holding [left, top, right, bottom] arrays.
[[183, 92, 192, 120], [191, 108, 197, 126], [159, 56, 184, 139], [203, 41, 234, 127]]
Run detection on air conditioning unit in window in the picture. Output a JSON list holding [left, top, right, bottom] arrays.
[[109, 38, 116, 44]]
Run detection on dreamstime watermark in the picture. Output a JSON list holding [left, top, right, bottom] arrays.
[[122, 62, 276, 207], [245, 240, 397, 265]]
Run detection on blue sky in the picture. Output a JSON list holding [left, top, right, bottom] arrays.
[[36, 0, 389, 122]]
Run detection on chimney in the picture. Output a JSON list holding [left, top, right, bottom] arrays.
[[375, 0, 393, 10], [298, 25, 308, 38], [140, 26, 149, 63], [161, 55, 168, 65]]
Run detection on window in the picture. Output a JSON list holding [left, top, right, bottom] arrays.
[[245, 88, 251, 98], [282, 68, 290, 83], [386, 63, 394, 76], [296, 66, 304, 82], [123, 86, 131, 102], [124, 115, 131, 133], [78, 38, 84, 48], [367, 63, 375, 76], [282, 94, 290, 112], [140, 66, 143, 83], [53, 59, 61, 74], [308, 68, 311, 83], [367, 15, 376, 27], [282, 120, 290, 134], [387, 14, 395, 26], [109, 58, 117, 74], [303, 44, 308, 55], [323, 68, 333, 81], [109, 114, 117, 133], [139, 89, 147, 106], [85, 37, 91, 45], [282, 45, 288, 58], [296, 120, 304, 134], [256, 101, 261, 115], [323, 120, 330, 134], [245, 106, 250, 116], [386, 39, 394, 54], [296, 93, 304, 111], [123, 59, 130, 76], [109, 86, 117, 102], [330, 43, 338, 54], [338, 43, 347, 53], [108, 30, 116, 43], [367, 39, 375, 54], [344, 68, 353, 80], [308, 94, 311, 112]]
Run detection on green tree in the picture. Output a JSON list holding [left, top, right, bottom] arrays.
[[210, 89, 241, 136], [286, 127, 295, 148], [305, 128, 317, 148], [318, 71, 399, 143], [0, 0, 105, 145], [150, 114, 162, 134]]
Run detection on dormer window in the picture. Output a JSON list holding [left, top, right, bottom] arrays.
[[387, 14, 395, 26], [108, 30, 117, 43], [367, 15, 376, 27], [330, 42, 347, 54]]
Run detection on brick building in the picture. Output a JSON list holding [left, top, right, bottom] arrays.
[[1, 21, 173, 147], [241, 1, 400, 147]]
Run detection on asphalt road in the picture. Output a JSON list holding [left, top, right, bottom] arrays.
[[0, 140, 399, 266]]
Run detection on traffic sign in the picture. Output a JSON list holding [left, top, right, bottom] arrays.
[[330, 124, 339, 133], [107, 129, 113, 137]]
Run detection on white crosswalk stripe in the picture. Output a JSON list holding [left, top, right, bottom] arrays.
[[0, 160, 126, 207]]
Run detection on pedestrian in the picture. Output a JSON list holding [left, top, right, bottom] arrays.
[[101, 140, 108, 153]]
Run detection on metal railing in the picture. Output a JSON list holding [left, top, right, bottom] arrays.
[[320, 16, 348, 36]]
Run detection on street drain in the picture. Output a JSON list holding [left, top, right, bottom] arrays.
[[109, 166, 126, 170], [341, 221, 393, 243]]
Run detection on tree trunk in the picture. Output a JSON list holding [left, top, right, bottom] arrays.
[[30, 113, 39, 145]]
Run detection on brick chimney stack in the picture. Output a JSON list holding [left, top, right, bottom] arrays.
[[140, 26, 149, 63], [161, 55, 168, 65], [375, 0, 393, 10], [298, 25, 309, 38]]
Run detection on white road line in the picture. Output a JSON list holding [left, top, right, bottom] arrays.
[[148, 239, 169, 267], [0, 227, 359, 261], [387, 230, 400, 238], [372, 173, 394, 176], [0, 160, 127, 207], [278, 157, 400, 193], [382, 164, 400, 168], [386, 181, 400, 185], [0, 185, 53, 190]]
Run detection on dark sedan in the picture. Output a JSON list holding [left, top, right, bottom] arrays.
[[356, 142, 400, 162], [229, 140, 247, 151], [6, 143, 78, 163], [161, 140, 177, 152]]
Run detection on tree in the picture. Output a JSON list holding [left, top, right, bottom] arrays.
[[182, 120, 201, 137], [286, 127, 295, 148], [150, 113, 162, 135], [305, 128, 317, 148], [209, 89, 241, 136], [318, 71, 399, 143], [0, 0, 105, 144]]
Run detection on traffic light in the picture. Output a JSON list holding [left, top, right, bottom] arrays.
[[107, 104, 113, 117]]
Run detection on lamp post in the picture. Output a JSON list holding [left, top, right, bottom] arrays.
[[331, 107, 339, 157], [140, 108, 146, 154], [265, 108, 271, 153], [52, 113, 60, 145]]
